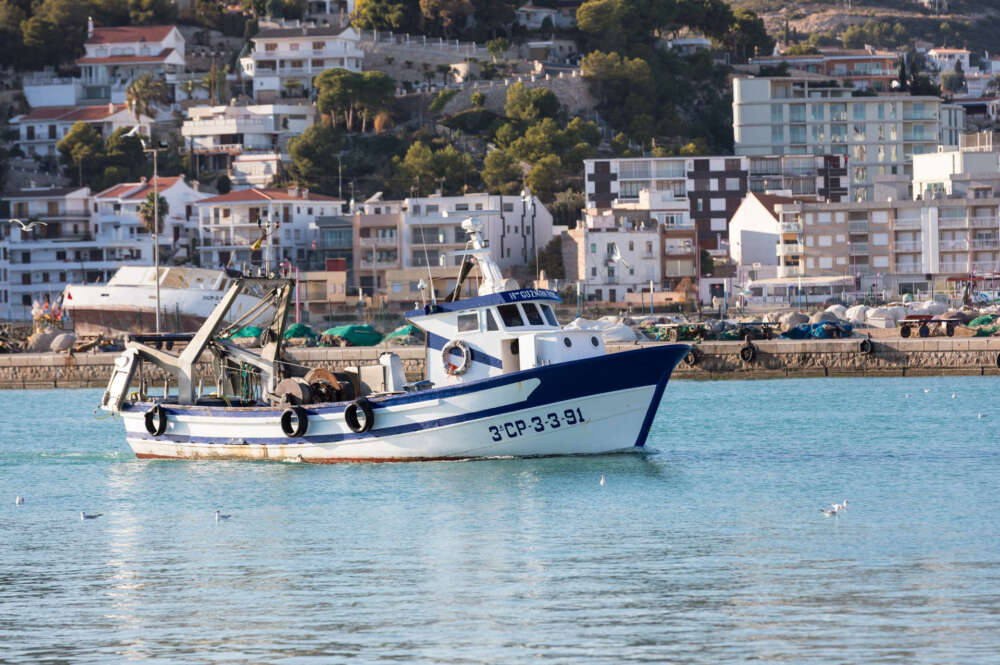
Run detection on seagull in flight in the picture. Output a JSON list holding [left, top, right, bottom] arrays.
[[214, 510, 232, 522], [8, 218, 47, 232], [15, 495, 24, 505], [80, 511, 103, 520]]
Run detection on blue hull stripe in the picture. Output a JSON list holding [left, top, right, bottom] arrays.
[[427, 331, 504, 369], [122, 345, 689, 447]]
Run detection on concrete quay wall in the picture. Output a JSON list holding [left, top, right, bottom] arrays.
[[3, 338, 1000, 390]]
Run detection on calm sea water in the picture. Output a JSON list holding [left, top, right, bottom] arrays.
[[2, 378, 999, 664]]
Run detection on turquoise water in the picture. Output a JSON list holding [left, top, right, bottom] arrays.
[[2, 378, 999, 664]]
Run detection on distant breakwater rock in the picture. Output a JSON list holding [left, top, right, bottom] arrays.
[[4, 339, 1000, 389]]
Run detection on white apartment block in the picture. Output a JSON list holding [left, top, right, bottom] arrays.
[[94, 176, 208, 261], [912, 147, 1000, 201], [565, 210, 661, 303], [77, 23, 186, 103], [926, 48, 971, 75], [733, 76, 966, 203], [399, 193, 553, 274], [240, 22, 362, 102], [196, 187, 344, 268], [181, 103, 318, 173], [0, 186, 148, 320], [12, 104, 151, 159]]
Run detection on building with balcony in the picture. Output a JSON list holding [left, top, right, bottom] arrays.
[[11, 103, 151, 159], [196, 187, 343, 268], [772, 196, 1000, 297], [299, 259, 348, 321], [733, 75, 966, 202], [0, 185, 148, 320], [240, 22, 362, 102], [564, 210, 660, 303], [584, 154, 847, 255], [750, 48, 903, 91], [94, 176, 208, 264], [911, 134, 1000, 201], [728, 193, 812, 278], [353, 196, 403, 294], [77, 23, 186, 103], [181, 103, 318, 173]]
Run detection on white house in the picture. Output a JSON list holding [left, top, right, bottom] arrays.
[[516, 5, 576, 31], [77, 23, 186, 103], [181, 103, 318, 173], [240, 22, 362, 102], [727, 192, 807, 273], [11, 103, 152, 159], [196, 187, 344, 268], [926, 47, 971, 75], [566, 210, 661, 303], [94, 176, 208, 262]]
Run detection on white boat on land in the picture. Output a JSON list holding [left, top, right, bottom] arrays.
[[99, 216, 689, 462], [65, 266, 268, 336]]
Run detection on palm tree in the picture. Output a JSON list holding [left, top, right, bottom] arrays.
[[139, 191, 169, 235], [178, 79, 201, 100], [126, 74, 169, 120]]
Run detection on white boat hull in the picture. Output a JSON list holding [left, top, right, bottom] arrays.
[[117, 345, 688, 463]]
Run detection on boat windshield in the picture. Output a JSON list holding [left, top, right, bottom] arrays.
[[540, 304, 558, 326], [523, 303, 544, 326], [497, 304, 524, 327]]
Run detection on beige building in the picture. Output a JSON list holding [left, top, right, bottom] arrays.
[[299, 267, 348, 319]]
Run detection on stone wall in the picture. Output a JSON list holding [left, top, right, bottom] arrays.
[[4, 338, 1000, 390]]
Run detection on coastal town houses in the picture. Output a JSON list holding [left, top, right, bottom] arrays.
[[733, 75, 965, 203], [93, 176, 209, 264], [0, 185, 147, 321], [77, 23, 186, 105], [240, 21, 363, 102], [195, 187, 344, 269], [727, 192, 816, 282], [180, 102, 318, 175], [749, 47, 903, 92], [11, 104, 152, 160]]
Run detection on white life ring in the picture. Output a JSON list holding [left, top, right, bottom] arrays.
[[441, 339, 472, 376]]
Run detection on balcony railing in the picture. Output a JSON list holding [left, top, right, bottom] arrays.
[[775, 242, 803, 256], [970, 216, 997, 228], [849, 243, 869, 255], [971, 239, 999, 250], [895, 218, 921, 229], [939, 217, 967, 229], [903, 112, 938, 121], [894, 241, 921, 252], [939, 239, 968, 251], [778, 221, 802, 234], [939, 261, 969, 272], [972, 261, 1000, 273], [895, 263, 921, 273], [848, 221, 869, 233]]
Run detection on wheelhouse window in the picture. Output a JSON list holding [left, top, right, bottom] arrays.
[[497, 304, 524, 327], [540, 304, 558, 326], [523, 303, 544, 326], [457, 312, 478, 332], [486, 309, 498, 331]]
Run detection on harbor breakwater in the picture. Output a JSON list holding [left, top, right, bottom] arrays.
[[4, 337, 1000, 390]]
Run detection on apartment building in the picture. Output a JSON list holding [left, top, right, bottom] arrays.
[[773, 196, 1000, 297], [240, 22, 363, 102], [0, 185, 148, 320], [196, 187, 343, 268], [564, 209, 660, 303], [583, 154, 846, 251], [733, 75, 966, 202], [911, 143, 1000, 201], [12, 104, 151, 159], [750, 47, 903, 91], [353, 197, 403, 294], [77, 23, 186, 104], [181, 103, 318, 173], [612, 188, 695, 291], [94, 176, 208, 261]]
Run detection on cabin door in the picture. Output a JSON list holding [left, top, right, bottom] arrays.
[[500, 338, 520, 374]]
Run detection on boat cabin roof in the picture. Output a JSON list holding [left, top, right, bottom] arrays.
[[405, 288, 561, 319]]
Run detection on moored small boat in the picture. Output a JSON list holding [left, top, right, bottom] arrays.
[[99, 215, 688, 462]]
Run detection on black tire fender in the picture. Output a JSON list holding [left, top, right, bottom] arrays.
[[859, 338, 874, 355], [344, 398, 375, 434], [280, 405, 309, 438], [684, 347, 698, 366], [144, 404, 168, 437], [740, 343, 756, 363]]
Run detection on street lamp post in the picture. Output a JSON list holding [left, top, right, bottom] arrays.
[[521, 188, 538, 284], [143, 142, 165, 333]]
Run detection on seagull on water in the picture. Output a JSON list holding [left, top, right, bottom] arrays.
[[15, 495, 24, 505], [599, 474, 606, 487], [979, 412, 985, 419], [904, 393, 910, 399], [821, 500, 847, 517], [214, 510, 232, 521], [952, 393, 957, 399], [80, 511, 102, 520], [924, 388, 931, 393]]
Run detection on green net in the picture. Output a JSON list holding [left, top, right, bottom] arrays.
[[320, 324, 383, 346], [283, 323, 317, 339]]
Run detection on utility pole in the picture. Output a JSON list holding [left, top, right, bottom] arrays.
[[143, 141, 165, 334]]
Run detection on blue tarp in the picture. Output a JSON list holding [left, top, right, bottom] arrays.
[[780, 321, 853, 340]]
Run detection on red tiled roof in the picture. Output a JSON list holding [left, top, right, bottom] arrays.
[[96, 177, 184, 200], [78, 48, 175, 65], [198, 188, 341, 204], [18, 104, 130, 122], [87, 26, 175, 45]]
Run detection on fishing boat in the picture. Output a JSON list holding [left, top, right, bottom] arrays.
[[98, 215, 689, 462]]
